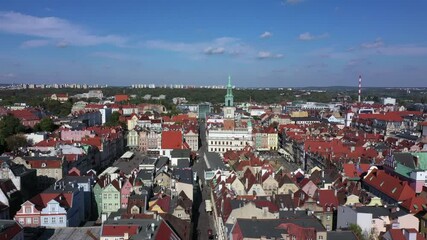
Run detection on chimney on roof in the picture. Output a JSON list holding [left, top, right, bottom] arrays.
[[413, 156, 420, 169]]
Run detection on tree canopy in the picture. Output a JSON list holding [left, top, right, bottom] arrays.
[[5, 134, 28, 153], [0, 115, 26, 153], [34, 117, 57, 132], [104, 111, 124, 128]]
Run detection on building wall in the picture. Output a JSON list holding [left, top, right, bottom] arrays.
[[397, 214, 419, 231], [225, 203, 279, 224], [174, 182, 193, 201], [207, 129, 253, 153], [127, 130, 139, 149], [267, 133, 278, 150], [93, 184, 103, 219], [40, 201, 67, 228], [101, 184, 121, 216], [262, 177, 278, 196], [230, 180, 245, 196], [277, 183, 299, 195], [61, 130, 92, 141], [337, 206, 359, 230], [14, 202, 41, 227]]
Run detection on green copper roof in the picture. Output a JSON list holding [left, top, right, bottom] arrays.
[[395, 163, 413, 178]]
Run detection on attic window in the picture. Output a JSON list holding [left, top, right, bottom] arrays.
[[414, 204, 418, 210], [380, 181, 384, 187], [391, 187, 397, 193], [41, 163, 47, 168], [369, 176, 374, 181]]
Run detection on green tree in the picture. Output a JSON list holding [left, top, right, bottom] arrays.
[[0, 115, 25, 142], [104, 111, 121, 127], [349, 223, 366, 240], [0, 115, 26, 153], [34, 117, 57, 132], [5, 134, 28, 152]]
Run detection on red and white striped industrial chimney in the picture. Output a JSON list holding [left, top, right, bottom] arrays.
[[358, 75, 362, 103]]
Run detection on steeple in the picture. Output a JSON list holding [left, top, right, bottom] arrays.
[[225, 75, 234, 107]]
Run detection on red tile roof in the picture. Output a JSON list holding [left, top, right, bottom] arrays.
[[317, 189, 339, 208], [29, 192, 73, 211], [342, 163, 371, 179], [364, 169, 415, 202], [400, 196, 427, 214], [24, 157, 62, 168], [161, 131, 183, 149], [10, 109, 40, 121], [254, 200, 279, 213], [149, 194, 171, 213], [101, 224, 139, 237], [115, 95, 130, 102], [154, 220, 181, 240]]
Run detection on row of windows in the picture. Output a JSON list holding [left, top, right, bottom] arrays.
[[103, 203, 119, 210], [103, 193, 119, 199], [18, 216, 64, 225], [210, 141, 244, 145]]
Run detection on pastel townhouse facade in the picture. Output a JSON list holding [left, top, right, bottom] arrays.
[[127, 129, 139, 150], [93, 177, 109, 220], [261, 173, 279, 196], [14, 182, 85, 228], [120, 178, 133, 209], [101, 180, 121, 220], [138, 130, 149, 152]]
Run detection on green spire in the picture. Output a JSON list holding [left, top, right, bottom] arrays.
[[225, 75, 234, 107]]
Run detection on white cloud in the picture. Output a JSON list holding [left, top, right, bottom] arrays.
[[257, 51, 283, 59], [20, 39, 50, 48], [260, 31, 272, 39], [204, 47, 225, 55], [299, 32, 329, 41], [56, 40, 69, 48], [144, 37, 245, 56], [91, 52, 133, 61], [0, 11, 126, 47], [361, 38, 384, 49]]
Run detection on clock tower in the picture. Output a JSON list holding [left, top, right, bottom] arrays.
[[223, 75, 235, 130]]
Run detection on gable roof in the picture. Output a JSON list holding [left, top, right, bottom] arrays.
[[363, 169, 415, 202]]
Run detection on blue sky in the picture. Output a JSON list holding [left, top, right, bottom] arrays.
[[0, 0, 426, 87]]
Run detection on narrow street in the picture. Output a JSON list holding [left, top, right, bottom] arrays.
[[192, 120, 217, 239]]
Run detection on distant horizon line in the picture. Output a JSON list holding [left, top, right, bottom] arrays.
[[1, 83, 427, 89]]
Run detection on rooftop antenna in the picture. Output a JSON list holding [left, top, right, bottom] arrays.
[[358, 75, 362, 103]]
